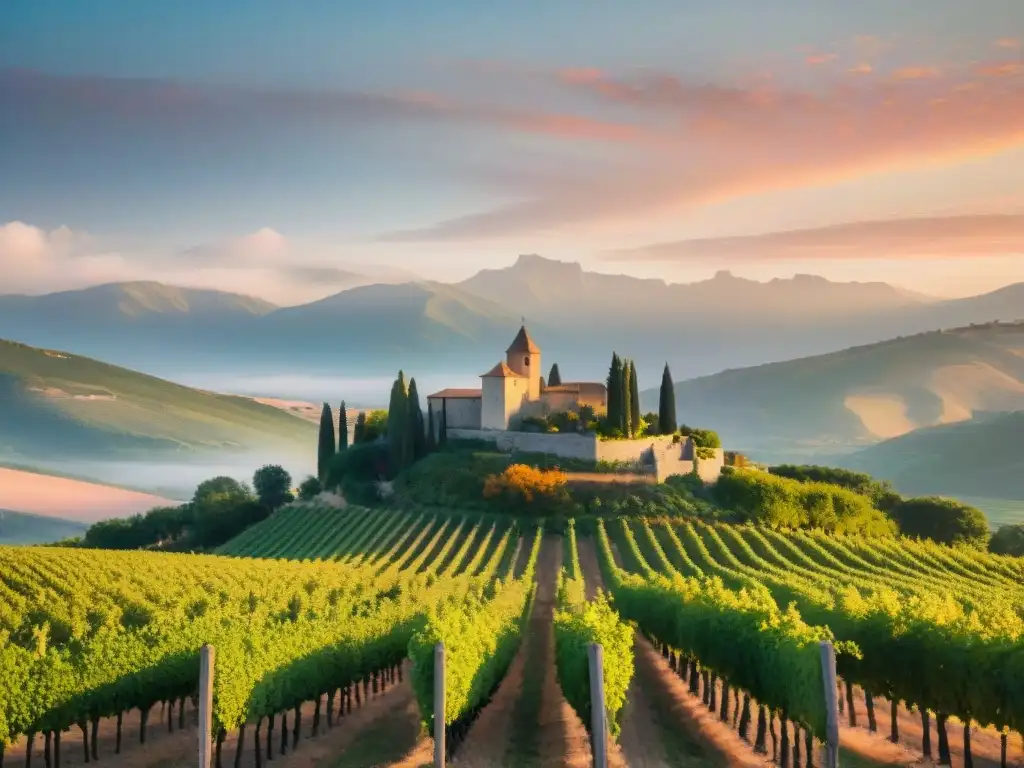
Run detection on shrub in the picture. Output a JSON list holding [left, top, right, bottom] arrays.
[[712, 468, 896, 536], [769, 465, 901, 511], [989, 524, 1024, 557], [483, 464, 570, 508], [892, 497, 990, 550], [297, 476, 322, 501]]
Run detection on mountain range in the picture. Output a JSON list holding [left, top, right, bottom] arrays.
[[2, 254, 1024, 392], [643, 321, 1024, 462]]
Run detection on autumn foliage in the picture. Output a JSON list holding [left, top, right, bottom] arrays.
[[483, 464, 570, 511]]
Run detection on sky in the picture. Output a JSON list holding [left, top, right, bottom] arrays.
[[2, 0, 1024, 303]]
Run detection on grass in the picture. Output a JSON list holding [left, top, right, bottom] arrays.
[[0, 338, 316, 457]]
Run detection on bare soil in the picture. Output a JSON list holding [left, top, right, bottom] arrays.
[[840, 683, 1016, 768]]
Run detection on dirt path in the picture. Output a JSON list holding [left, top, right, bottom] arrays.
[[454, 534, 620, 768], [840, 684, 1014, 768], [6, 665, 424, 768]]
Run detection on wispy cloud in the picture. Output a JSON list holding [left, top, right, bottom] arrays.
[[383, 63, 1024, 242], [806, 53, 838, 65], [603, 214, 1024, 263], [848, 63, 874, 75], [995, 38, 1021, 50], [0, 68, 645, 146], [975, 61, 1024, 77], [890, 66, 942, 80]]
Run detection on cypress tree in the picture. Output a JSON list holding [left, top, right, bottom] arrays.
[[337, 401, 349, 451], [548, 363, 562, 387], [606, 353, 623, 432], [407, 379, 427, 460], [317, 403, 336, 482], [621, 359, 633, 436], [426, 406, 437, 452], [354, 412, 367, 444], [658, 363, 677, 435], [387, 372, 409, 473], [629, 360, 641, 437]]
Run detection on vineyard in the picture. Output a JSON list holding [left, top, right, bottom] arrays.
[[1, 499, 1022, 768]]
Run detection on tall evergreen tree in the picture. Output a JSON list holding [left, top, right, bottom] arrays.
[[354, 411, 367, 443], [387, 371, 410, 473], [317, 402, 336, 481], [629, 360, 641, 437], [621, 360, 633, 436], [426, 405, 437, 452], [548, 363, 562, 387], [407, 378, 427, 460], [337, 401, 349, 451], [606, 353, 623, 432], [658, 363, 678, 435]]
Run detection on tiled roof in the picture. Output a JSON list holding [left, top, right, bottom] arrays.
[[426, 388, 482, 399], [481, 361, 526, 378], [506, 325, 540, 354]]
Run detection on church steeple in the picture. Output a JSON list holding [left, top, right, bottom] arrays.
[[506, 324, 540, 355]]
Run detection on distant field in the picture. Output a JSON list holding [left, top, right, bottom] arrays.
[[956, 496, 1024, 530]]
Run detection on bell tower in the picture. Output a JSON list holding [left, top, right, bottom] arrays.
[[506, 323, 541, 401]]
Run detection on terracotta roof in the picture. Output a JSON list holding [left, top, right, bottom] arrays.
[[481, 360, 525, 378], [506, 325, 540, 355], [427, 388, 482, 399]]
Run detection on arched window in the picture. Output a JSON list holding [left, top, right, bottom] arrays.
[[524, 356, 529, 366]]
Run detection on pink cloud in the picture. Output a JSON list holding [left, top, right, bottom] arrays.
[[975, 61, 1024, 77], [806, 53, 838, 65], [890, 66, 942, 80], [995, 38, 1021, 50], [384, 64, 1024, 241], [605, 214, 1024, 263]]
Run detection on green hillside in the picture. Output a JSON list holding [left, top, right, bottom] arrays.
[[0, 339, 317, 459], [840, 410, 1024, 502], [0, 509, 87, 545], [648, 322, 1024, 460]]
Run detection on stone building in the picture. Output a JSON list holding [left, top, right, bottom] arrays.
[[426, 326, 606, 431]]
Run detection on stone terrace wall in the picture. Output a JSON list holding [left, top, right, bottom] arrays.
[[446, 429, 725, 483], [447, 429, 599, 460]]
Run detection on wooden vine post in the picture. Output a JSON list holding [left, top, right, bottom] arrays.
[[819, 641, 840, 768], [588, 643, 608, 768], [434, 643, 446, 768], [199, 645, 215, 768]]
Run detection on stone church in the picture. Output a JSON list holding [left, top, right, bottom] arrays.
[[426, 326, 607, 431]]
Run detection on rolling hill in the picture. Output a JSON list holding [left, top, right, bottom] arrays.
[[0, 338, 317, 461], [0, 509, 87, 545], [643, 322, 1024, 461], [838, 410, 1024, 502]]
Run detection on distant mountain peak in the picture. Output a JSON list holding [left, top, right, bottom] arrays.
[[512, 254, 585, 274]]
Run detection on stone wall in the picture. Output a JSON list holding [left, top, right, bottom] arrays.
[[444, 429, 725, 484], [428, 396, 481, 431], [447, 429, 598, 460]]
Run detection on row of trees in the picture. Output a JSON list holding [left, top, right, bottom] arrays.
[[605, 354, 678, 438], [80, 466, 297, 550], [317, 371, 442, 487]]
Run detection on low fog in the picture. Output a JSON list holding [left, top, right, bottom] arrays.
[[23, 450, 316, 508]]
